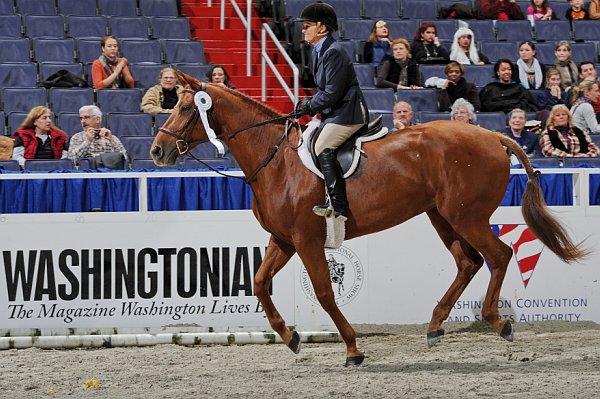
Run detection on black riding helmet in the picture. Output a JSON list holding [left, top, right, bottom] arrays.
[[296, 1, 338, 33]]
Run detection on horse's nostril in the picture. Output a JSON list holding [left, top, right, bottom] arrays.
[[150, 145, 162, 158]]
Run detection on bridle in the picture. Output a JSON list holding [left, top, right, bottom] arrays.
[[157, 85, 304, 184]]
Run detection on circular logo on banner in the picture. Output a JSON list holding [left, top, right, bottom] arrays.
[[300, 246, 364, 306]]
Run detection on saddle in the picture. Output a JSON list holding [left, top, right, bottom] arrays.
[[299, 115, 388, 179]]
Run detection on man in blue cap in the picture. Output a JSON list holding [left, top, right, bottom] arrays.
[[296, 1, 369, 221]]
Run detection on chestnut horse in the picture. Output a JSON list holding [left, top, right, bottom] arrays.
[[150, 72, 586, 366]]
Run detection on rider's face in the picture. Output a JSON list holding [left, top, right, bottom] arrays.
[[302, 22, 326, 46]]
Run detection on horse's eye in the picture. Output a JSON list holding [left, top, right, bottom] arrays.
[[181, 105, 191, 112]]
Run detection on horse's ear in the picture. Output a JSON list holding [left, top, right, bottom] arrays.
[[175, 70, 201, 91]]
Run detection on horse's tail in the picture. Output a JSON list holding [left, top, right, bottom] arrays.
[[497, 134, 589, 263]]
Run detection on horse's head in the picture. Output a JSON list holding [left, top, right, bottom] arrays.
[[150, 70, 215, 166]]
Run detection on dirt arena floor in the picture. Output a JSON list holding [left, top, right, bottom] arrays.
[[1, 321, 599, 399]]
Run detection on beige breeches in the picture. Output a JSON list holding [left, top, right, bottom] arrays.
[[314, 123, 364, 155]]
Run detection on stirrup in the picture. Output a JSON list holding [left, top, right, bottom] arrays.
[[313, 204, 347, 222]]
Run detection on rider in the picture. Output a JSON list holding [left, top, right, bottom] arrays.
[[296, 1, 370, 221]]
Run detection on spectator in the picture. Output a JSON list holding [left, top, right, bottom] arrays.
[[565, 0, 588, 21], [451, 98, 477, 125], [540, 104, 598, 157], [67, 105, 128, 168], [438, 61, 481, 111], [516, 41, 546, 89], [527, 0, 554, 25], [449, 26, 488, 65], [578, 60, 600, 114], [554, 41, 579, 91], [391, 101, 414, 131], [410, 22, 449, 65], [501, 108, 542, 157], [141, 67, 184, 116], [12, 106, 68, 168], [476, 0, 524, 20], [376, 38, 421, 91], [570, 79, 600, 134], [206, 64, 236, 89], [590, 0, 600, 19], [537, 68, 570, 111], [362, 20, 393, 69], [479, 59, 539, 113], [92, 35, 135, 89]]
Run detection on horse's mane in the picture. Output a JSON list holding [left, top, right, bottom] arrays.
[[205, 82, 285, 120]]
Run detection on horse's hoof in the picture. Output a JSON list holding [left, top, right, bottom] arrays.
[[426, 328, 445, 348], [500, 321, 514, 342], [344, 355, 365, 368], [287, 331, 301, 354]]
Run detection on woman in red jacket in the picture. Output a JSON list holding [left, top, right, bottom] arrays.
[[476, 0, 524, 20], [12, 106, 68, 168], [92, 35, 135, 89]]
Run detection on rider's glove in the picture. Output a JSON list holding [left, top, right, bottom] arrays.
[[296, 98, 315, 117]]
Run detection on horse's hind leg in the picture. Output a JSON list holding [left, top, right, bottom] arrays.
[[296, 242, 364, 367], [253, 236, 299, 353], [426, 208, 485, 347]]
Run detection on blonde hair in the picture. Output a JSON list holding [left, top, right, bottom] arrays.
[[544, 67, 561, 88], [571, 79, 599, 104], [391, 38, 411, 59], [546, 104, 573, 129], [18, 106, 61, 132], [159, 67, 176, 79], [555, 40, 572, 53]]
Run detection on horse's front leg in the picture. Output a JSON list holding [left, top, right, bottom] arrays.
[[297, 242, 364, 367], [253, 236, 299, 352]]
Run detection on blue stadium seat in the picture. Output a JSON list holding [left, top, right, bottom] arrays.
[[370, 112, 394, 130], [284, 0, 313, 18], [476, 112, 507, 131], [327, 0, 362, 19], [16, 0, 57, 15], [48, 87, 93, 114], [76, 38, 101, 63], [337, 40, 356, 62], [549, 1, 573, 20], [0, 0, 15, 14], [438, 0, 471, 16], [363, 0, 400, 18], [57, 112, 83, 135], [340, 19, 373, 41], [162, 40, 204, 64], [529, 157, 561, 168], [534, 20, 571, 42], [58, 0, 98, 16], [32, 38, 75, 62], [23, 15, 66, 38], [0, 38, 31, 62], [401, 0, 437, 19], [418, 112, 451, 124], [1, 88, 46, 113], [516, 1, 529, 16], [420, 64, 446, 84], [562, 157, 600, 168], [386, 19, 417, 40], [150, 17, 190, 40], [0, 15, 21, 38], [0, 62, 37, 87], [120, 136, 154, 160], [180, 157, 230, 169], [67, 16, 108, 39], [155, 113, 170, 131], [0, 160, 20, 171], [396, 89, 438, 113], [430, 20, 457, 42], [361, 88, 395, 113], [354, 63, 375, 88], [571, 43, 597, 64], [0, 110, 4, 135], [39, 61, 84, 81], [462, 19, 495, 42], [120, 39, 162, 64], [480, 42, 518, 64], [174, 63, 212, 82], [130, 63, 165, 88], [98, 0, 138, 17], [532, 42, 555, 65], [24, 159, 75, 171], [107, 113, 153, 136], [463, 64, 495, 88], [7, 112, 27, 134], [97, 89, 142, 113], [131, 158, 177, 169], [109, 16, 150, 39], [496, 20, 532, 42], [139, 0, 179, 17]]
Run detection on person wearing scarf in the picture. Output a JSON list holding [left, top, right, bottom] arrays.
[[449, 26, 488, 65], [438, 61, 480, 111], [553, 41, 578, 90], [92, 35, 135, 89], [376, 38, 420, 90], [570, 79, 600, 134], [540, 104, 598, 157], [516, 41, 545, 89]]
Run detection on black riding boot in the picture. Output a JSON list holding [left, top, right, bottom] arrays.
[[313, 148, 349, 221]]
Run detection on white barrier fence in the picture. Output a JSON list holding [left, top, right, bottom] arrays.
[[1, 169, 599, 348]]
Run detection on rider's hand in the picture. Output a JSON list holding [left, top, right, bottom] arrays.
[[296, 98, 315, 117]]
